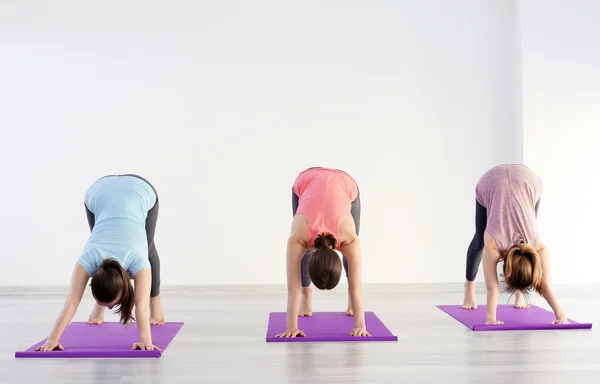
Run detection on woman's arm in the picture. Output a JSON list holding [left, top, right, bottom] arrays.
[[36, 264, 89, 351], [132, 268, 160, 350], [339, 237, 370, 336], [275, 235, 306, 336], [482, 235, 503, 324], [536, 237, 568, 323], [275, 215, 309, 338]]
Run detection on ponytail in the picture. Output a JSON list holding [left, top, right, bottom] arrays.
[[313, 233, 337, 250], [308, 233, 342, 290], [503, 244, 543, 294], [90, 258, 135, 324]]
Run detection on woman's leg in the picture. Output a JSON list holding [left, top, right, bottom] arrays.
[[121, 174, 161, 298], [462, 200, 487, 309], [144, 199, 165, 324], [343, 191, 361, 277], [292, 189, 312, 288], [293, 189, 313, 316], [466, 200, 487, 281], [122, 174, 164, 323], [343, 191, 361, 315], [139, 184, 164, 325], [145, 199, 161, 298]]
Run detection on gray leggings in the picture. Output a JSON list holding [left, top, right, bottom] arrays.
[[292, 187, 361, 288], [85, 174, 161, 298]]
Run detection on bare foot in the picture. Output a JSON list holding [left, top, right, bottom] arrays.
[[462, 281, 478, 309], [88, 302, 105, 324], [299, 287, 313, 317], [150, 296, 166, 325], [514, 291, 529, 309], [346, 291, 353, 316]]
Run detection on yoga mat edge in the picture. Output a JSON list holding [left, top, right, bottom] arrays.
[[265, 311, 398, 342], [436, 305, 592, 331], [15, 321, 184, 359]]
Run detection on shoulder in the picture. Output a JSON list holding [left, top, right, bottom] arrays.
[[76, 250, 100, 276], [289, 215, 308, 245], [484, 232, 499, 250], [534, 233, 545, 251], [127, 252, 151, 277], [338, 215, 358, 243]]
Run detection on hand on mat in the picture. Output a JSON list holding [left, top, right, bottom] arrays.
[[350, 327, 371, 337], [552, 317, 570, 325], [34, 340, 64, 352], [274, 328, 306, 338], [131, 341, 161, 351]]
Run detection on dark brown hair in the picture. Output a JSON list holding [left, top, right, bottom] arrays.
[[90, 258, 135, 324], [308, 233, 342, 290], [502, 244, 543, 295]]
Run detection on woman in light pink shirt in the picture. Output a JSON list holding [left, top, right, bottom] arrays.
[[462, 164, 568, 325], [274, 167, 369, 338]]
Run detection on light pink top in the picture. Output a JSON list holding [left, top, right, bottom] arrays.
[[293, 168, 359, 248], [475, 164, 543, 254]]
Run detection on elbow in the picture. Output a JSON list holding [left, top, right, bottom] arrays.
[[343, 236, 359, 247]]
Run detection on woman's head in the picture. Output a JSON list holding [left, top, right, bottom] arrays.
[[502, 244, 543, 295], [308, 233, 342, 290], [90, 258, 135, 324]]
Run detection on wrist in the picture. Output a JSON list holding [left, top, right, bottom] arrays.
[[353, 314, 365, 328], [48, 330, 62, 343], [285, 322, 298, 330]]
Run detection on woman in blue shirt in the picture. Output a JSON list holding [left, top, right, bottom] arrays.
[[36, 174, 164, 352]]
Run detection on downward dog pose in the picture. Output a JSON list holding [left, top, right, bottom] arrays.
[[36, 174, 165, 352], [275, 167, 369, 338], [462, 164, 568, 325]]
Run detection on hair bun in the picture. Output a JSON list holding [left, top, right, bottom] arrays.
[[102, 258, 120, 271], [313, 233, 337, 250]]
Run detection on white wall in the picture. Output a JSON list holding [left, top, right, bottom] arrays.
[[520, 0, 600, 283], [0, 0, 521, 286]]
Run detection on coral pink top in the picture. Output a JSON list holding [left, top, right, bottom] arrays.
[[293, 168, 359, 248], [476, 164, 543, 254]]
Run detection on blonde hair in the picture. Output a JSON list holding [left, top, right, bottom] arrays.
[[503, 244, 543, 294]]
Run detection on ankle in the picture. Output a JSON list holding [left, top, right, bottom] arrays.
[[464, 281, 475, 290]]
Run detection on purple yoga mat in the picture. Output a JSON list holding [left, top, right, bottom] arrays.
[[265, 311, 397, 342], [15, 322, 184, 358], [437, 304, 593, 331]]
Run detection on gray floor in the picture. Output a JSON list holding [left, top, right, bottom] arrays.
[[1, 284, 599, 383]]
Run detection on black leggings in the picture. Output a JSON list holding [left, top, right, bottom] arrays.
[[85, 174, 161, 297], [465, 199, 539, 281], [292, 188, 361, 288]]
